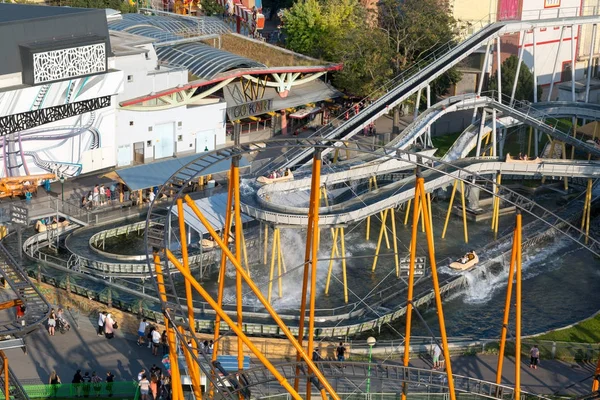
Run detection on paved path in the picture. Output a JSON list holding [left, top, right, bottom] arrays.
[[5, 307, 162, 386], [406, 354, 597, 396], [5, 310, 597, 397]]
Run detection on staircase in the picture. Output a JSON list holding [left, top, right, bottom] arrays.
[[0, 243, 50, 336]]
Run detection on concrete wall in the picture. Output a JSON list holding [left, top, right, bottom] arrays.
[[115, 100, 227, 166], [111, 44, 188, 104]]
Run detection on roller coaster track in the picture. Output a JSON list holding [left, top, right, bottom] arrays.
[[254, 12, 600, 174], [378, 93, 600, 161], [146, 140, 600, 269]]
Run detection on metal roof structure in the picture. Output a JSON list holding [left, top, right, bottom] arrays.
[[156, 43, 264, 79], [112, 153, 249, 191], [108, 13, 264, 79], [171, 192, 253, 236]]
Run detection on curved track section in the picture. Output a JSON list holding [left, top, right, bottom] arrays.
[[257, 13, 600, 173], [234, 361, 545, 400], [146, 140, 600, 285], [379, 95, 600, 161]]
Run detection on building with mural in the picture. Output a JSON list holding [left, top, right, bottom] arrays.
[[0, 4, 341, 179]]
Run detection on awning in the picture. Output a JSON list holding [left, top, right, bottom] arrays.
[[222, 79, 341, 120], [112, 153, 249, 191], [289, 106, 320, 119], [171, 192, 253, 235]]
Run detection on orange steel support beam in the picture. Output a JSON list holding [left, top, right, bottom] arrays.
[[0, 299, 23, 311], [165, 250, 304, 400], [592, 355, 600, 391], [418, 175, 457, 400], [295, 150, 322, 393], [213, 162, 235, 361], [0, 351, 8, 400], [182, 194, 340, 400], [403, 172, 456, 400], [178, 326, 202, 399], [515, 211, 523, 400], [175, 198, 202, 400], [495, 220, 519, 385], [176, 199, 196, 335], [401, 181, 422, 400], [153, 252, 184, 400], [306, 151, 322, 400], [232, 157, 245, 371]]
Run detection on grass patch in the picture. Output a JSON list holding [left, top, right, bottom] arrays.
[[535, 312, 600, 343], [431, 131, 463, 157], [204, 34, 326, 67]]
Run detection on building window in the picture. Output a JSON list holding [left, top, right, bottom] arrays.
[[127, 75, 133, 82], [178, 121, 182, 127], [146, 140, 152, 147], [177, 135, 183, 142], [129, 121, 134, 126], [148, 127, 153, 132]]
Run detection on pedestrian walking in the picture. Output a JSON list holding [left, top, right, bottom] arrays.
[[81, 371, 91, 398], [161, 330, 168, 355], [146, 325, 156, 349], [104, 313, 115, 339], [151, 328, 161, 356], [91, 372, 102, 397], [137, 369, 146, 382], [48, 309, 56, 336], [49, 370, 61, 398], [99, 185, 106, 206], [432, 344, 442, 369], [98, 311, 106, 336], [336, 342, 346, 361], [106, 371, 114, 397], [137, 319, 148, 346], [139, 374, 150, 400], [72, 370, 83, 397], [93, 185, 99, 206], [530, 345, 540, 369]]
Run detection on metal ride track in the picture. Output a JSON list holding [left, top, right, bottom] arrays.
[[253, 12, 600, 174], [251, 158, 600, 222], [230, 361, 547, 400], [376, 94, 600, 162]]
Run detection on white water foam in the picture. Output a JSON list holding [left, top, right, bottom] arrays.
[[462, 236, 576, 304]]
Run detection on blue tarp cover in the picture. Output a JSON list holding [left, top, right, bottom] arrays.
[[115, 154, 249, 191]]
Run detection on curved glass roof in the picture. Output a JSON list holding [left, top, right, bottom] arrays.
[[109, 13, 263, 79], [108, 13, 230, 38], [156, 43, 264, 79]]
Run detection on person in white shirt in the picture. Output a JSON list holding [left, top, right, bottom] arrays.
[[137, 319, 148, 346], [151, 329, 161, 356], [97, 311, 106, 336], [149, 191, 155, 203]]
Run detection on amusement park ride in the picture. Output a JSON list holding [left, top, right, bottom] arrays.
[[2, 4, 600, 400]]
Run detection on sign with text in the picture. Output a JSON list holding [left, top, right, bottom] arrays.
[[10, 204, 28, 226], [399, 256, 427, 277], [544, 0, 560, 8], [226, 99, 273, 120]]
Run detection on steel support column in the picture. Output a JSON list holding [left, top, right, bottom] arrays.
[[495, 213, 519, 385], [496, 37, 502, 103], [510, 31, 527, 106], [182, 195, 339, 400], [473, 40, 492, 122], [232, 156, 245, 371], [586, 25, 598, 103], [548, 27, 566, 101]]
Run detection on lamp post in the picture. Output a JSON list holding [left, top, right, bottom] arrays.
[[366, 336, 376, 393], [59, 175, 65, 202]]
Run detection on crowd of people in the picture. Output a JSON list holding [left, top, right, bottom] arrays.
[[137, 364, 171, 400], [81, 184, 161, 210]]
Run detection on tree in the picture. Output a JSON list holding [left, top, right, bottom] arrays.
[[327, 27, 394, 95], [200, 0, 225, 16], [378, 0, 461, 98], [489, 55, 543, 102]]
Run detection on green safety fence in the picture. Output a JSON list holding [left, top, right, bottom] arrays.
[[0, 381, 140, 399]]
